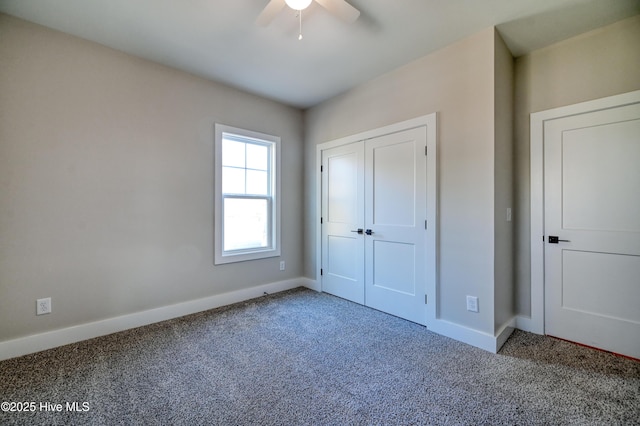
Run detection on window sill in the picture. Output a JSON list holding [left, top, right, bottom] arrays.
[[214, 247, 281, 265]]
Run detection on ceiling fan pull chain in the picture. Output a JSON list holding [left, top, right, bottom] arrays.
[[298, 10, 303, 40]]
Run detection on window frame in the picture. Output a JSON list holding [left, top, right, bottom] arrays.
[[214, 124, 281, 265]]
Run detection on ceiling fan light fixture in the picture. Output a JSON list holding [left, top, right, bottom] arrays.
[[285, 0, 312, 11]]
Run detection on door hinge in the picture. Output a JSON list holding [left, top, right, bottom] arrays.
[[425, 219, 427, 230], [424, 294, 428, 304], [321, 165, 323, 172], [425, 146, 428, 156], [320, 268, 323, 276], [320, 217, 323, 224]]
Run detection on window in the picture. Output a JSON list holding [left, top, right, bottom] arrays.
[[214, 124, 280, 264]]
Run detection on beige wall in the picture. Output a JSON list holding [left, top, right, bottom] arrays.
[[0, 14, 304, 341], [4, 8, 636, 346], [305, 28, 500, 333], [513, 15, 640, 317], [493, 30, 515, 332]]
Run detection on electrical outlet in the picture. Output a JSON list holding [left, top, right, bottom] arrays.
[[279, 261, 285, 271], [466, 296, 478, 313], [37, 297, 51, 315]]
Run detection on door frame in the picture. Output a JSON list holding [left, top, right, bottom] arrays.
[[316, 113, 438, 324], [527, 90, 640, 334]]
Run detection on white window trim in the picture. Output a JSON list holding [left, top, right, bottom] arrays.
[[214, 124, 281, 265]]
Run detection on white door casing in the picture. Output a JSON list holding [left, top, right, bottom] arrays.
[[530, 90, 640, 359]]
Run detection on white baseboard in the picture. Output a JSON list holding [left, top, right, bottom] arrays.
[[1, 278, 527, 361], [300, 277, 320, 292], [429, 317, 516, 354], [515, 315, 544, 334], [495, 318, 516, 352], [0, 277, 312, 361], [428, 320, 497, 353]]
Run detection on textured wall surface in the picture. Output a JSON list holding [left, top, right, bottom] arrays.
[[513, 15, 640, 317], [0, 14, 304, 341], [305, 28, 498, 333]]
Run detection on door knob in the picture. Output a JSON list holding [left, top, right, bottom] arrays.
[[548, 236, 570, 244], [351, 228, 364, 234], [365, 229, 374, 235]]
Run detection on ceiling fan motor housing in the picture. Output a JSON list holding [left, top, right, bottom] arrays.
[[285, 0, 312, 10]]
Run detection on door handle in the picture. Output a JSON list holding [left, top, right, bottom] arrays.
[[351, 228, 364, 234], [548, 236, 570, 244], [365, 229, 374, 235]]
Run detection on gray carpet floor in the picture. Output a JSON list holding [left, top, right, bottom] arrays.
[[1, 287, 638, 425]]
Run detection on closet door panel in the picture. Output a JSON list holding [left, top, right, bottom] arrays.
[[365, 127, 428, 325], [321, 142, 365, 304]]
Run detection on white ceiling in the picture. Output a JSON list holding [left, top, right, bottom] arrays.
[[1, 0, 638, 108]]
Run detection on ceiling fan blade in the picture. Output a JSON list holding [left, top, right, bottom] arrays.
[[256, 0, 286, 26], [314, 0, 360, 23]]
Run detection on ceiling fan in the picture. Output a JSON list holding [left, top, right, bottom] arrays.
[[256, 0, 360, 27]]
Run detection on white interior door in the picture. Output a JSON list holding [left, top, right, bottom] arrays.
[[544, 102, 640, 359], [364, 127, 428, 325], [321, 142, 365, 304]]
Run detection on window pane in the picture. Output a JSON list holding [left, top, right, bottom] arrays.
[[246, 143, 269, 171], [223, 167, 245, 194], [246, 170, 268, 195], [223, 139, 245, 168], [223, 198, 269, 251]]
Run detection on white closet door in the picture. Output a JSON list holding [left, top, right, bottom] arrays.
[[364, 127, 428, 325], [321, 142, 365, 304]]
